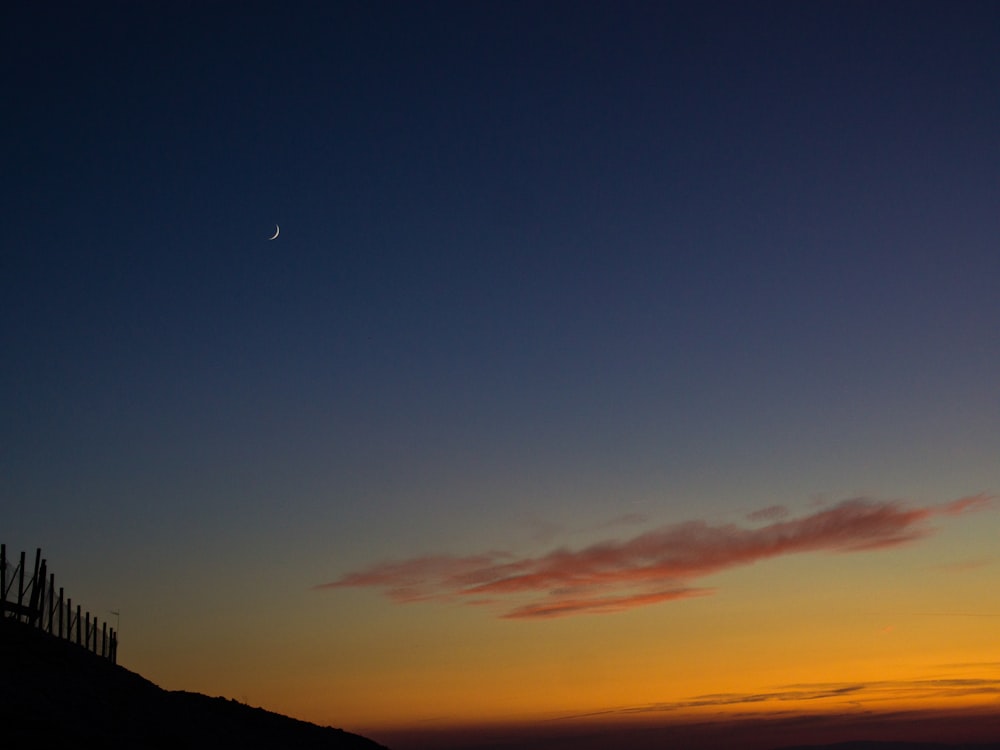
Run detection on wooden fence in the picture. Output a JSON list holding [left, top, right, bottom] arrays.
[[0, 545, 118, 664]]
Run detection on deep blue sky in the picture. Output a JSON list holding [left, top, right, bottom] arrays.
[[3, 4, 999, 715], [6, 2, 999, 523]]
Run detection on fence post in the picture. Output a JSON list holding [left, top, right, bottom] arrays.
[[25, 549, 41, 625], [31, 556, 46, 628], [58, 590, 65, 638], [17, 550, 26, 619], [75, 604, 82, 646], [47, 573, 55, 634], [1, 544, 6, 614]]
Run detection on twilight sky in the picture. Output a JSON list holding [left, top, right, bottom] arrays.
[[3, 2, 999, 748]]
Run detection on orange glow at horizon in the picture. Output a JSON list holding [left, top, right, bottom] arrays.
[[118, 495, 1000, 743]]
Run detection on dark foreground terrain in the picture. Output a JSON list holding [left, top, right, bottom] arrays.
[[0, 617, 387, 749], [6, 616, 1000, 750], [776, 743, 1000, 750]]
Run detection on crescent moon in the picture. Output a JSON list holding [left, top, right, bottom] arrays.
[[268, 225, 280, 240]]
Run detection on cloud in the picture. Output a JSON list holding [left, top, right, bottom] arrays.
[[602, 675, 1000, 716], [746, 504, 789, 522], [587, 512, 650, 530], [577, 683, 869, 718], [500, 586, 711, 620], [317, 494, 992, 619], [939, 556, 994, 573]]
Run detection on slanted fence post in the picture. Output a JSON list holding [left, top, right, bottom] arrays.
[[25, 549, 40, 625], [17, 550, 26, 619], [32, 556, 47, 628]]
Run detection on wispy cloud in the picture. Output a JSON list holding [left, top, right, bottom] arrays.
[[746, 504, 790, 523], [589, 674, 1000, 718], [586, 512, 650, 531], [939, 556, 994, 573], [317, 494, 992, 619]]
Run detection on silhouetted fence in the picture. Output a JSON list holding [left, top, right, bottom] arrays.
[[0, 545, 117, 664]]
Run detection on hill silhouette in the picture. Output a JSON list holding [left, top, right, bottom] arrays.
[[9, 616, 1000, 750], [0, 616, 387, 749]]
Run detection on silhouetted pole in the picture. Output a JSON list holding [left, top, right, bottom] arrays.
[[46, 572, 55, 634], [1, 544, 7, 613], [30, 555, 46, 627], [17, 550, 26, 617]]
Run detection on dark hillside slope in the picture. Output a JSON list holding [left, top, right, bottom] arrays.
[[0, 617, 387, 749]]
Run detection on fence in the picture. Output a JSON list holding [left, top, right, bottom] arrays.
[[0, 545, 118, 664]]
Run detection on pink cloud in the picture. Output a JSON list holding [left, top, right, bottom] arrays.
[[501, 587, 712, 619], [938, 494, 994, 515], [316, 494, 992, 619]]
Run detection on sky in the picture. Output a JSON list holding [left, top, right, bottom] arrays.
[[3, 1, 1000, 747]]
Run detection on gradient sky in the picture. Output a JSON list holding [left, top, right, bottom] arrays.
[[4, 2, 1000, 748]]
